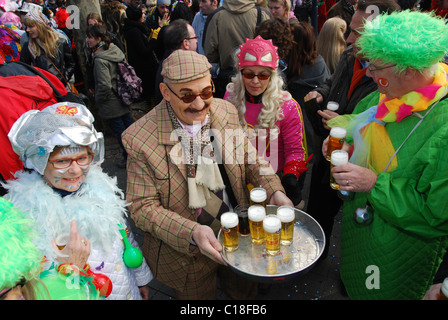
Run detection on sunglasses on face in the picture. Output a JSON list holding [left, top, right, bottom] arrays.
[[166, 82, 215, 103], [241, 70, 271, 80]]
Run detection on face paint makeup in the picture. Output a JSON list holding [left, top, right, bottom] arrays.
[[59, 146, 82, 155], [43, 146, 92, 192], [378, 78, 390, 87]]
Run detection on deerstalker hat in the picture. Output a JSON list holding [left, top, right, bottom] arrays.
[[161, 50, 212, 83]]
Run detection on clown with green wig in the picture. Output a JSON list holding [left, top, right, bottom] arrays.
[[325, 10, 448, 299], [0, 197, 100, 300]]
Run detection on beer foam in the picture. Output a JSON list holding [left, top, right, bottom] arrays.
[[263, 215, 281, 233], [277, 206, 295, 222], [250, 188, 267, 202], [331, 150, 348, 166], [221, 212, 238, 228], [327, 101, 339, 111], [442, 278, 448, 297], [248, 205, 266, 222], [330, 127, 346, 139]]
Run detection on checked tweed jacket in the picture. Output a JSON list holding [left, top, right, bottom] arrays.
[[122, 98, 284, 292]]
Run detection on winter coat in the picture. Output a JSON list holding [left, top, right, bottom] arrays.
[[340, 90, 448, 299], [287, 55, 330, 110], [203, 0, 271, 70], [0, 62, 67, 181], [122, 98, 284, 293], [122, 18, 158, 98], [3, 166, 153, 300], [287, 55, 330, 154], [92, 44, 130, 119]]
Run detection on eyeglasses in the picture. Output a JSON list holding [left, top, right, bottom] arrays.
[[368, 64, 396, 73], [48, 154, 94, 169], [166, 82, 215, 103], [185, 36, 198, 40], [241, 70, 271, 80]]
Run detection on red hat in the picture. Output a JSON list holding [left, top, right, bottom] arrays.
[[55, 8, 70, 29]]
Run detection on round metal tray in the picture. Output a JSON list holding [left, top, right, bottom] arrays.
[[218, 205, 325, 283]]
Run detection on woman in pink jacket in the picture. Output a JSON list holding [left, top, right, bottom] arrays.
[[225, 35, 309, 205]]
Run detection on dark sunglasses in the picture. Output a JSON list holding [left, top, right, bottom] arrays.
[[241, 70, 272, 80], [166, 82, 215, 103]]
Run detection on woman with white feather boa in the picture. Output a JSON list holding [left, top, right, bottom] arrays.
[[3, 102, 153, 300]]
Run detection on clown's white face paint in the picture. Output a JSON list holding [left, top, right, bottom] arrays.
[[44, 146, 91, 192]]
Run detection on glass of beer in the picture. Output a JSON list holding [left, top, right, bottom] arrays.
[[234, 204, 250, 236], [250, 187, 267, 207], [326, 127, 347, 161], [277, 205, 295, 245], [220, 212, 239, 252], [263, 215, 281, 255], [248, 205, 266, 244], [327, 101, 339, 111], [330, 150, 349, 190], [55, 234, 69, 251]]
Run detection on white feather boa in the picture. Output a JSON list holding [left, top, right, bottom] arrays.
[[3, 165, 128, 262]]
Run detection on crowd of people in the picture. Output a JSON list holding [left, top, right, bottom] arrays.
[[0, 0, 448, 301]]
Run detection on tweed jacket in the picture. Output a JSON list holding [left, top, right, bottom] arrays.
[[122, 98, 284, 291]]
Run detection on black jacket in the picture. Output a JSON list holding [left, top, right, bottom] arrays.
[[122, 18, 158, 98], [287, 55, 330, 155], [287, 55, 330, 110], [315, 46, 377, 118], [20, 35, 75, 86]]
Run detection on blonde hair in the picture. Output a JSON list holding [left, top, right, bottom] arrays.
[[317, 17, 347, 74], [23, 18, 60, 58], [226, 67, 289, 133], [269, 0, 291, 18]]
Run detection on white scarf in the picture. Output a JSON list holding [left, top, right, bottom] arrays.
[[167, 103, 225, 209]]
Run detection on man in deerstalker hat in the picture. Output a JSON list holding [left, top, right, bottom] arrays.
[[123, 50, 292, 299]]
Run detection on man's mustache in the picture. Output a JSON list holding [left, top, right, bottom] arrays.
[[185, 103, 210, 113]]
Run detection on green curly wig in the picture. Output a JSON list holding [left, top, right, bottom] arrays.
[[357, 10, 448, 73], [0, 198, 42, 290]]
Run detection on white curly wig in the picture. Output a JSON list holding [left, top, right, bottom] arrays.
[[225, 66, 291, 135]]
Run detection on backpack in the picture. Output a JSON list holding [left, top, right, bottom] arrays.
[[116, 60, 142, 105]]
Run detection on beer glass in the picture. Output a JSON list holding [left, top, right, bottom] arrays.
[[327, 101, 339, 111], [248, 205, 266, 244], [220, 212, 239, 252], [277, 205, 295, 245], [326, 127, 347, 161], [330, 150, 349, 190], [250, 187, 267, 207], [55, 234, 69, 251], [263, 214, 281, 255], [234, 204, 250, 236]]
